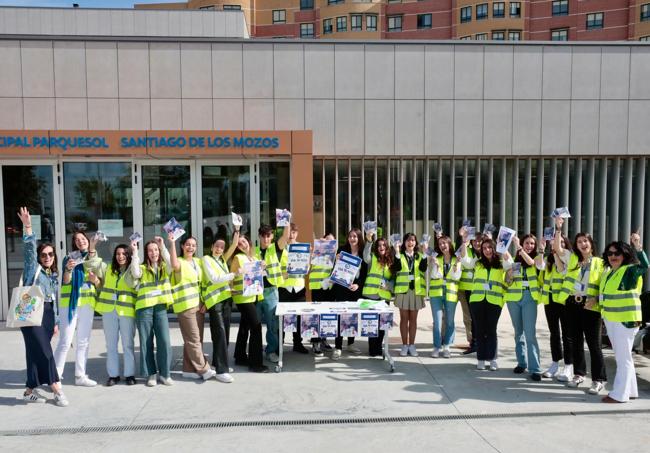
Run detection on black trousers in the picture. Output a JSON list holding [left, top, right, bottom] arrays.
[[565, 297, 607, 381], [222, 299, 233, 346], [544, 298, 573, 364], [279, 287, 307, 345], [208, 300, 230, 374], [464, 290, 477, 349], [234, 302, 263, 368], [20, 301, 59, 389], [469, 301, 502, 361]]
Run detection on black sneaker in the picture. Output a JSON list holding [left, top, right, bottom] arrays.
[[125, 376, 136, 386], [293, 343, 309, 354], [321, 340, 333, 351], [105, 377, 120, 387], [531, 373, 542, 382], [249, 365, 270, 373], [462, 348, 476, 356], [513, 366, 526, 374], [313, 343, 324, 357]]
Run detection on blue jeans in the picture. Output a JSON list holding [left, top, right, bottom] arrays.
[[136, 304, 172, 379], [506, 290, 541, 374], [431, 295, 458, 348], [102, 310, 136, 378], [257, 286, 279, 355]]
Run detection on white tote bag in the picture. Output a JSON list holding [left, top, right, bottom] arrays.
[[6, 267, 45, 328]]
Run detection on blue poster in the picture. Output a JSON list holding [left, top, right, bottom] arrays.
[[330, 251, 363, 289], [360, 313, 379, 338], [319, 314, 338, 338], [287, 242, 311, 275]]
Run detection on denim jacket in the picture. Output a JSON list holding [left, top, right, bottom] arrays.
[[23, 233, 59, 310]]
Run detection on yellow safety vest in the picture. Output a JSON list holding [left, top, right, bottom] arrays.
[[563, 254, 604, 312], [202, 255, 232, 310], [469, 263, 505, 307], [171, 258, 202, 314], [362, 255, 393, 301], [60, 267, 98, 310], [394, 254, 426, 296], [599, 265, 643, 323], [255, 244, 284, 287], [540, 262, 566, 305], [308, 263, 332, 290], [428, 255, 460, 302], [96, 269, 136, 317], [280, 248, 306, 290], [135, 264, 173, 311], [504, 265, 541, 304], [231, 254, 258, 304], [458, 246, 476, 291]]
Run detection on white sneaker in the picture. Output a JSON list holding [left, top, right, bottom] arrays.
[[159, 376, 174, 386], [588, 381, 604, 395], [442, 346, 451, 358], [431, 347, 440, 358], [347, 345, 362, 355], [182, 372, 201, 379], [567, 374, 585, 388], [400, 345, 409, 356], [556, 364, 574, 382], [201, 369, 217, 381], [267, 353, 280, 363], [477, 360, 486, 370], [216, 373, 234, 383], [146, 374, 157, 387], [408, 345, 418, 357], [332, 349, 342, 360], [23, 390, 46, 403], [542, 362, 559, 378], [53, 391, 69, 407], [75, 375, 97, 387], [489, 360, 498, 371]]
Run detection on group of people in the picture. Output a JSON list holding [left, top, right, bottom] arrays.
[[16, 205, 648, 407]]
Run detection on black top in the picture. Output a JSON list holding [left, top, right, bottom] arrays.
[[333, 247, 367, 302]]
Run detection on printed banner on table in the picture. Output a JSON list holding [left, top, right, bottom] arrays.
[[380, 312, 394, 331], [287, 242, 311, 275], [330, 251, 362, 289], [283, 314, 297, 333], [360, 313, 379, 337], [312, 239, 337, 268], [242, 260, 264, 297], [339, 313, 359, 337], [300, 314, 320, 338], [319, 314, 338, 338]]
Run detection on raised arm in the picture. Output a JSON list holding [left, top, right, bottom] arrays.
[[18, 207, 38, 285], [277, 223, 291, 251], [223, 230, 240, 263]]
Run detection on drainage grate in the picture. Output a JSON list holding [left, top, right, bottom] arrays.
[[2, 409, 648, 437]]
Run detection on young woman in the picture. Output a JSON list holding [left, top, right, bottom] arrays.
[[231, 235, 268, 373], [458, 231, 485, 355], [96, 242, 139, 386], [362, 234, 394, 357], [559, 233, 606, 393], [17, 207, 68, 407], [391, 233, 427, 357], [169, 235, 216, 381], [504, 234, 544, 381], [463, 237, 506, 371], [332, 228, 367, 359], [54, 230, 104, 387], [429, 235, 461, 358], [201, 231, 239, 383], [131, 237, 174, 387], [309, 233, 336, 355], [600, 234, 648, 403]]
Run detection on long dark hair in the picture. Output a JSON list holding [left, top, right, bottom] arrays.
[[71, 231, 90, 252], [400, 232, 420, 258], [434, 235, 456, 257], [573, 232, 596, 263], [340, 228, 365, 255], [180, 235, 198, 258], [111, 244, 132, 275], [479, 239, 502, 269], [143, 240, 163, 270], [515, 234, 538, 268], [234, 235, 252, 256], [546, 234, 573, 269], [603, 241, 639, 267], [373, 238, 393, 268], [36, 242, 58, 274]]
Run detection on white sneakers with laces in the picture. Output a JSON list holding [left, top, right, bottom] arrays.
[[201, 369, 217, 381], [74, 375, 97, 387], [146, 374, 157, 387], [216, 373, 234, 383], [476, 360, 486, 370], [408, 345, 418, 357], [489, 360, 498, 371], [567, 374, 585, 387], [588, 381, 604, 395], [23, 390, 47, 403], [556, 364, 574, 382], [158, 375, 174, 386], [400, 345, 409, 356], [442, 346, 451, 358], [332, 349, 342, 360], [542, 361, 559, 378], [54, 391, 69, 407], [431, 347, 440, 358]]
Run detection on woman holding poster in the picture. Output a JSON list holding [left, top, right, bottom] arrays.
[[363, 234, 394, 357]]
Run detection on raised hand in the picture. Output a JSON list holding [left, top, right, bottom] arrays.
[[17, 207, 31, 226]]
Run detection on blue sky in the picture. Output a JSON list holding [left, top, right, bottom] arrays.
[[0, 0, 182, 8]]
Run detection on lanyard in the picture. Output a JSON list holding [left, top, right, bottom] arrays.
[[579, 258, 591, 281], [210, 255, 229, 273], [405, 253, 415, 274]]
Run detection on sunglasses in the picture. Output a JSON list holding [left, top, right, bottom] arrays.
[[606, 250, 622, 257], [39, 252, 55, 259]]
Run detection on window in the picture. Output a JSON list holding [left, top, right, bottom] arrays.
[[460, 35, 472, 40], [510, 2, 521, 17], [300, 23, 314, 38], [336, 16, 347, 32], [388, 15, 402, 32], [417, 13, 432, 29], [366, 14, 377, 31], [476, 3, 488, 20], [460, 6, 472, 23], [508, 30, 521, 40], [552, 1, 569, 16], [199, 6, 215, 10], [475, 33, 488, 40], [641, 4, 650, 21], [323, 18, 333, 34], [222, 5, 241, 10], [551, 28, 568, 41], [493, 2, 505, 18], [492, 30, 505, 40], [328, 0, 343, 4], [586, 12, 604, 30], [640, 36, 650, 41], [300, 0, 314, 10], [351, 14, 362, 31], [272, 10, 286, 24]]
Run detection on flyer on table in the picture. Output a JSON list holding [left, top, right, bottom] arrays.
[[300, 314, 320, 339], [319, 314, 338, 338], [360, 313, 379, 338]]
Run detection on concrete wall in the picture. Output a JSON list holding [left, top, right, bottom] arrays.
[[1, 38, 649, 156]]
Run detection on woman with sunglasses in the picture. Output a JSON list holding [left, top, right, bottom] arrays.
[[17, 207, 69, 407], [600, 233, 648, 403]]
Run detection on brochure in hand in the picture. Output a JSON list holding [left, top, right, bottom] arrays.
[[242, 260, 264, 297], [231, 212, 243, 227], [163, 217, 186, 241], [496, 226, 516, 254], [275, 208, 291, 227], [312, 239, 337, 268], [363, 221, 377, 235], [551, 206, 571, 219], [543, 227, 555, 241], [330, 251, 362, 289], [287, 243, 311, 275], [129, 232, 143, 243]]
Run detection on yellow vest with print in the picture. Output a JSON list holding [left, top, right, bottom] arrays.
[[308, 262, 332, 290], [469, 263, 505, 307], [504, 265, 541, 303], [599, 265, 643, 323], [231, 254, 258, 304], [363, 255, 393, 300], [171, 258, 202, 314], [201, 255, 232, 310], [428, 255, 460, 302], [96, 269, 136, 317], [458, 247, 476, 291], [539, 263, 566, 305], [394, 254, 426, 296], [135, 264, 173, 310], [562, 254, 605, 311], [280, 248, 306, 290], [60, 268, 98, 310], [255, 244, 285, 287]]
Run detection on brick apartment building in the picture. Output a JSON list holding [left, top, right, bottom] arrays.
[[135, 0, 650, 41]]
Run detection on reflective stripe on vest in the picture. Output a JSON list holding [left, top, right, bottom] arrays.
[[309, 264, 332, 290], [256, 244, 284, 287], [363, 255, 393, 301], [281, 248, 305, 290], [136, 265, 173, 310], [504, 266, 540, 303], [458, 247, 476, 291], [469, 264, 505, 307], [171, 258, 202, 313], [599, 265, 642, 323], [201, 256, 232, 310], [60, 268, 97, 309], [562, 254, 604, 311], [96, 270, 136, 317], [428, 256, 459, 302], [394, 254, 426, 296], [232, 254, 257, 304]]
